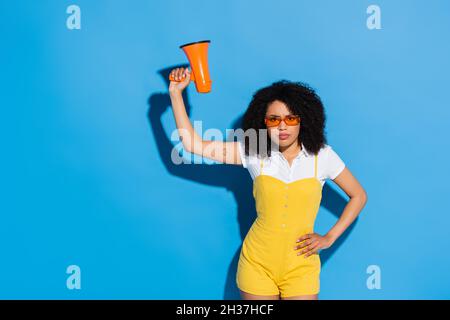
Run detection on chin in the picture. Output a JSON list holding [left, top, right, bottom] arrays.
[[277, 140, 292, 146]]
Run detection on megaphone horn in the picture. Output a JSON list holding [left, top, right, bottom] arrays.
[[169, 40, 212, 93]]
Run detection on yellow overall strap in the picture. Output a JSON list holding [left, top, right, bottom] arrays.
[[260, 157, 264, 174], [314, 154, 318, 178]]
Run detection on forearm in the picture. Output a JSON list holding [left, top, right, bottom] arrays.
[[169, 91, 203, 153], [325, 194, 367, 243]]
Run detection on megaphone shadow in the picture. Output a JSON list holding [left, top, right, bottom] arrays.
[[148, 66, 358, 299]]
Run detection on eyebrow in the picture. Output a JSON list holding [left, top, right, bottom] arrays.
[[267, 114, 296, 117]]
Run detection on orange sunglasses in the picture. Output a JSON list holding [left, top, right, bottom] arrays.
[[264, 115, 301, 127]]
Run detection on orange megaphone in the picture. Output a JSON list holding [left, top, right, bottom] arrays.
[[169, 40, 212, 93]]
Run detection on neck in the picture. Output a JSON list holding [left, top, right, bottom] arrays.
[[279, 142, 301, 157]]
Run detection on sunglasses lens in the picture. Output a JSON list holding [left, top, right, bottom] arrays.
[[285, 116, 300, 125], [265, 116, 300, 127], [265, 118, 281, 127]]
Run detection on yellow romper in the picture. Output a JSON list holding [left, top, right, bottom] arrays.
[[236, 153, 322, 297]]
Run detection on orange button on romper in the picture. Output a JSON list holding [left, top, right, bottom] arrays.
[[236, 154, 322, 297]]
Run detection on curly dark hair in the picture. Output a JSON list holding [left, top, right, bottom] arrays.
[[241, 80, 327, 158]]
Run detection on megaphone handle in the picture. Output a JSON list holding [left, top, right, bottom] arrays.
[[168, 69, 195, 82]]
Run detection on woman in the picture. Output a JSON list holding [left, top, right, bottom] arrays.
[[168, 67, 367, 300]]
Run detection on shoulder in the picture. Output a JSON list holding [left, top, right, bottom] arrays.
[[317, 143, 346, 180], [314, 143, 333, 162], [237, 138, 258, 169], [237, 139, 261, 179], [317, 144, 331, 157], [317, 143, 341, 157]]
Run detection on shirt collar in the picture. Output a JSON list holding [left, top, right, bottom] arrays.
[[271, 143, 309, 158], [299, 143, 310, 157]]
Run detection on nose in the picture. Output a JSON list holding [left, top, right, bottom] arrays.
[[278, 120, 287, 130]]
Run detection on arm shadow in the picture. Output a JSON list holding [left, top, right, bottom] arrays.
[[320, 183, 360, 267], [147, 66, 357, 299]]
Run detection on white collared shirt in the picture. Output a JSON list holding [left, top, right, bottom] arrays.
[[237, 141, 345, 187]]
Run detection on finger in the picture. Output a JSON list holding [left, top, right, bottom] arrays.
[[184, 68, 190, 79], [296, 234, 315, 246], [305, 244, 320, 257], [297, 244, 312, 255], [179, 68, 185, 80], [304, 239, 318, 249], [172, 68, 177, 80], [297, 245, 311, 256], [298, 242, 319, 256], [296, 233, 312, 243], [294, 239, 313, 250], [304, 243, 320, 257], [179, 67, 187, 79], [171, 69, 177, 81]]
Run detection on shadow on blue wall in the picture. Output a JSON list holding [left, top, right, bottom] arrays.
[[148, 66, 358, 299]]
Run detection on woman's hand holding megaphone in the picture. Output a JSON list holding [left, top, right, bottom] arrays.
[[169, 67, 191, 94]]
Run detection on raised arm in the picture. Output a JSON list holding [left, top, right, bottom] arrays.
[[168, 67, 242, 165]]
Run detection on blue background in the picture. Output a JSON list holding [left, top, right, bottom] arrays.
[[1, 0, 449, 299]]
